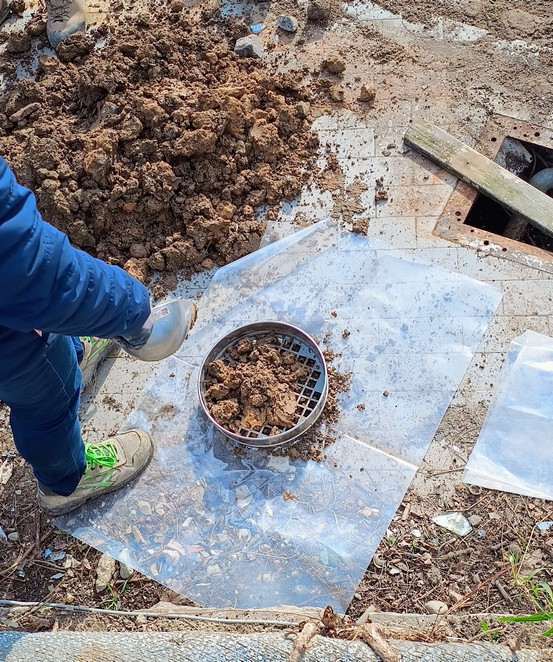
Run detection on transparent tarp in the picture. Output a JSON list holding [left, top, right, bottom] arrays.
[[57, 220, 502, 609], [464, 330, 553, 501]]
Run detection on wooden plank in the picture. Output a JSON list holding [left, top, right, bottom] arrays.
[[404, 121, 553, 238]]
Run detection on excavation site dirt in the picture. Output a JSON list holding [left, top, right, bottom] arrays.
[[0, 6, 318, 287]]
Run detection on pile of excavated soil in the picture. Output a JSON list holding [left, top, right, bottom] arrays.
[[204, 334, 310, 434], [0, 3, 318, 284]]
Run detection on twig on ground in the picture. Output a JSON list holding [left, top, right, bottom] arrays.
[[0, 600, 300, 627], [494, 580, 513, 605], [359, 623, 399, 662], [289, 621, 321, 662]]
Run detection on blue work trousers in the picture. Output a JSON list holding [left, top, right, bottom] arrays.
[[0, 333, 86, 495]]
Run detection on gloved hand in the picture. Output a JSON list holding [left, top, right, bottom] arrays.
[[115, 299, 197, 362], [116, 313, 155, 351]]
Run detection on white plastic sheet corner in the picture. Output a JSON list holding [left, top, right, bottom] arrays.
[[464, 330, 553, 501]]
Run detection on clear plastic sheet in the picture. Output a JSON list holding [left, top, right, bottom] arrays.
[[57, 220, 501, 609], [464, 331, 553, 501]]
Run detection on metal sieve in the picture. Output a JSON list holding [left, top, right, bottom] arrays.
[[198, 321, 328, 447]]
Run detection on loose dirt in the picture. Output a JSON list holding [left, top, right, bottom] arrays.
[[373, 0, 553, 44], [0, 4, 318, 287], [205, 334, 308, 434]]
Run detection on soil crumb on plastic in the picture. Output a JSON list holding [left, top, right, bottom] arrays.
[[0, 2, 318, 286]]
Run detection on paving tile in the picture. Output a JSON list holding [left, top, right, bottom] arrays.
[[368, 216, 418, 249], [415, 217, 456, 248], [501, 280, 553, 316], [399, 246, 460, 270], [476, 315, 551, 353], [318, 128, 375, 159], [456, 350, 506, 396], [376, 183, 454, 218], [456, 247, 547, 282]]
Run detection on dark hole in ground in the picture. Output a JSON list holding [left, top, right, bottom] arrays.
[[464, 136, 553, 252]]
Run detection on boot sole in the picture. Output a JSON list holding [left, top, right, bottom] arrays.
[[39, 435, 154, 517]]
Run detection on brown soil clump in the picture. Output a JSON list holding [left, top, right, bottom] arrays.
[[0, 2, 318, 283], [270, 361, 352, 463], [204, 334, 309, 434]]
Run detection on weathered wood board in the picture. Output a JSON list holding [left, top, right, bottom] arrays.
[[404, 121, 553, 238]]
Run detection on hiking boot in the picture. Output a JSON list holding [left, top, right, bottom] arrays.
[[38, 429, 154, 516], [46, 0, 86, 48], [79, 336, 114, 390], [0, 0, 10, 26]]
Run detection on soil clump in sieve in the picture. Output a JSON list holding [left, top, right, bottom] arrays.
[[204, 334, 311, 435], [275, 358, 351, 462], [0, 2, 318, 287]]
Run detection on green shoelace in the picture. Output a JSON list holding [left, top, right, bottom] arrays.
[[84, 442, 118, 471]]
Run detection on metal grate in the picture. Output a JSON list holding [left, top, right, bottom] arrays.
[[199, 322, 329, 447], [217, 333, 325, 438]]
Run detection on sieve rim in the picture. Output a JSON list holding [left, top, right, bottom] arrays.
[[198, 321, 328, 448]]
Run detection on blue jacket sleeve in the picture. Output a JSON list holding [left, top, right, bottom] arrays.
[[0, 157, 150, 338]]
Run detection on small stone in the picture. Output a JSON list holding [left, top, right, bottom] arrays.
[[95, 553, 116, 592], [425, 600, 448, 615], [307, 0, 331, 23], [135, 614, 147, 624], [295, 101, 310, 119], [7, 532, 19, 542], [119, 562, 134, 580], [358, 85, 377, 104], [137, 500, 153, 516], [328, 86, 344, 102], [322, 57, 346, 75], [234, 35, 264, 58], [468, 515, 483, 526], [432, 512, 472, 537], [129, 243, 148, 259], [65, 593, 75, 603], [277, 15, 299, 33], [537, 521, 553, 532], [49, 551, 66, 561]]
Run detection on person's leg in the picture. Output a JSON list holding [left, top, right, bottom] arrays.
[[71, 336, 84, 364], [0, 333, 86, 495], [0, 330, 154, 516]]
